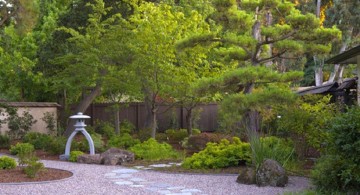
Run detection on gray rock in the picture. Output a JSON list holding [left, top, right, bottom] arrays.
[[77, 154, 102, 164], [100, 148, 135, 165], [236, 167, 256, 185], [256, 159, 288, 187]]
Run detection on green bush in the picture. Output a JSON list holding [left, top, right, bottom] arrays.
[[129, 138, 180, 161], [0, 156, 17, 169], [0, 134, 10, 149], [77, 133, 105, 153], [183, 133, 232, 152], [93, 121, 115, 138], [23, 132, 53, 150], [260, 136, 295, 167], [135, 128, 152, 142], [7, 110, 37, 139], [182, 137, 251, 169], [120, 120, 135, 134], [69, 151, 84, 162], [10, 143, 35, 165], [311, 107, 360, 192], [165, 129, 188, 142], [24, 161, 44, 178], [46, 136, 66, 155], [108, 133, 140, 149]]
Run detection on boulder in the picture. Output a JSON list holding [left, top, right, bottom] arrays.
[[100, 148, 135, 165], [77, 154, 102, 164], [256, 159, 288, 187], [236, 167, 256, 185]]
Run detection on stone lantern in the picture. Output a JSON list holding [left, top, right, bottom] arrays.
[[60, 112, 95, 160]]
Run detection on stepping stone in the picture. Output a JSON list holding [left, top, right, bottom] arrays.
[[150, 183, 172, 188], [134, 166, 145, 169], [149, 164, 172, 168], [166, 193, 192, 195], [116, 174, 132, 178], [130, 178, 146, 182], [157, 190, 172, 194], [181, 189, 202, 193], [167, 186, 185, 190], [104, 173, 116, 177], [130, 184, 145, 188], [112, 169, 139, 174], [115, 181, 134, 185]]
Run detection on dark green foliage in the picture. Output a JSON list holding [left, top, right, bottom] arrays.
[[7, 110, 37, 139], [9, 143, 35, 166], [94, 121, 115, 139], [182, 137, 251, 169], [41, 112, 57, 135], [182, 133, 232, 152], [23, 132, 52, 150], [0, 134, 10, 149], [129, 138, 180, 161], [23, 160, 44, 178], [119, 120, 135, 134], [46, 136, 67, 155], [69, 151, 84, 162], [107, 133, 140, 149], [165, 129, 188, 142], [0, 156, 17, 169], [77, 133, 105, 153], [311, 107, 360, 192]]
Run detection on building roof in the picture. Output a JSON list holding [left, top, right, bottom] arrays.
[[0, 102, 61, 107], [325, 45, 360, 64], [297, 82, 339, 95]]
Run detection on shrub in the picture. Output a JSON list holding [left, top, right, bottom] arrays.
[[260, 136, 295, 167], [23, 132, 52, 150], [77, 133, 105, 153], [183, 133, 232, 152], [10, 143, 35, 165], [7, 110, 37, 139], [46, 136, 66, 155], [41, 112, 57, 135], [69, 151, 84, 162], [108, 133, 140, 149], [0, 156, 17, 169], [182, 137, 251, 169], [165, 129, 188, 142], [0, 134, 10, 149], [311, 107, 360, 192], [24, 160, 44, 178], [129, 138, 180, 161], [119, 120, 135, 134], [135, 128, 152, 142], [93, 121, 115, 139]]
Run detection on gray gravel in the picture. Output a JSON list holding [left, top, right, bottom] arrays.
[[0, 159, 311, 195]]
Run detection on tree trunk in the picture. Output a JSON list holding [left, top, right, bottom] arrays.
[[150, 108, 157, 138], [185, 108, 193, 136], [114, 108, 120, 135], [316, 0, 321, 18], [328, 42, 347, 83], [315, 66, 323, 86], [63, 84, 102, 137]]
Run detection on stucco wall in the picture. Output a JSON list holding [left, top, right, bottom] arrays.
[[0, 102, 59, 135]]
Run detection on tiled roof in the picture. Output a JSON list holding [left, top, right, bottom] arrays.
[[0, 102, 61, 107]]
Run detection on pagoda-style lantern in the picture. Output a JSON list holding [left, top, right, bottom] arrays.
[[60, 112, 95, 160]]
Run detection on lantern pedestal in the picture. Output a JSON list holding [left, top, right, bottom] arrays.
[[60, 112, 95, 161]]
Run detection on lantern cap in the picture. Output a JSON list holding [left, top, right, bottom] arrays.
[[70, 112, 91, 119]]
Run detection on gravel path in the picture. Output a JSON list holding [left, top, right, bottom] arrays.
[[0, 159, 311, 195]]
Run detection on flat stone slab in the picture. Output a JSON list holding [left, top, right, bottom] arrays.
[[115, 181, 134, 185], [112, 169, 138, 174]]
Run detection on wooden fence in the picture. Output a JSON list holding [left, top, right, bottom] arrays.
[[81, 103, 219, 132]]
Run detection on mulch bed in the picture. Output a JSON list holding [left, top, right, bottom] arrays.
[[0, 167, 73, 183]]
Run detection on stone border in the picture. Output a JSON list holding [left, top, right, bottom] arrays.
[[0, 168, 74, 185]]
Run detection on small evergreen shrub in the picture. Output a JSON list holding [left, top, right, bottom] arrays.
[[0, 134, 10, 149], [7, 110, 37, 139], [77, 133, 105, 153], [94, 121, 115, 138], [129, 138, 180, 160], [46, 136, 66, 155], [311, 107, 360, 193], [23, 132, 52, 150], [108, 133, 140, 149], [69, 151, 84, 162], [120, 120, 135, 134], [24, 160, 44, 178], [184, 133, 232, 152], [165, 129, 188, 142], [10, 143, 35, 165], [135, 128, 152, 142], [182, 137, 251, 169], [0, 156, 17, 169]]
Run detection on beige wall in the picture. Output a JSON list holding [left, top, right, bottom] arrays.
[[0, 104, 58, 135]]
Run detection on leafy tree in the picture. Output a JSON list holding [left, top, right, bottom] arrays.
[[127, 2, 210, 138], [178, 0, 341, 132], [52, 0, 134, 136]]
